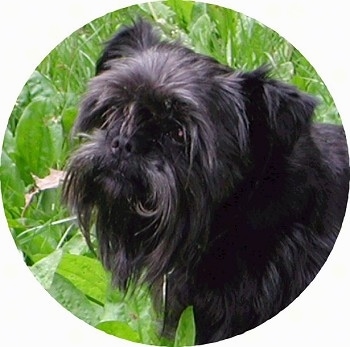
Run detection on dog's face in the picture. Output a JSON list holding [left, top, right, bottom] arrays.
[[63, 20, 317, 289]]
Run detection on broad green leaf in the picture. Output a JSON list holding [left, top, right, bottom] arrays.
[[100, 301, 128, 323], [2, 128, 16, 155], [15, 99, 56, 177], [139, 2, 175, 22], [12, 153, 34, 186], [174, 306, 196, 347], [25, 70, 56, 101], [0, 151, 25, 209], [20, 234, 55, 262], [167, 0, 194, 27], [62, 106, 77, 135], [16, 219, 62, 247], [62, 232, 90, 255], [276, 61, 295, 82], [30, 249, 63, 290], [189, 14, 214, 56], [48, 119, 64, 165], [48, 273, 103, 326], [6, 217, 41, 231], [128, 286, 160, 345], [190, 2, 207, 24], [16, 82, 31, 108], [103, 285, 159, 345], [57, 254, 108, 305], [27, 187, 58, 218], [102, 287, 141, 324], [96, 321, 141, 343], [13, 71, 56, 118]]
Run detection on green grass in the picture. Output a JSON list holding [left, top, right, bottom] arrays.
[[0, 1, 341, 345]]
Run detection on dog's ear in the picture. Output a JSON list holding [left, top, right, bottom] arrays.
[[236, 67, 318, 154], [96, 19, 161, 74]]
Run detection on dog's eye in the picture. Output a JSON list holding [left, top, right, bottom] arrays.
[[166, 127, 185, 144]]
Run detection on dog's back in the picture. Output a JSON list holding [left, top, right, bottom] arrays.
[[191, 122, 349, 343], [310, 123, 349, 237], [312, 123, 349, 178]]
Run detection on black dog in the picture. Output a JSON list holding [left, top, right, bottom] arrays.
[[63, 20, 349, 344]]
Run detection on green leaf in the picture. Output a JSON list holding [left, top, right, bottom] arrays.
[[99, 301, 128, 323], [25, 70, 56, 101], [56, 254, 108, 305], [190, 2, 207, 24], [174, 306, 196, 347], [2, 128, 16, 155], [96, 321, 141, 343], [15, 99, 56, 177], [61, 232, 91, 255], [167, 0, 194, 27], [102, 285, 160, 345], [125, 285, 159, 344], [276, 61, 295, 82], [30, 249, 63, 290], [7, 217, 40, 231], [48, 119, 64, 165], [16, 81, 32, 109], [21, 234, 55, 262], [16, 219, 60, 246], [139, 2, 175, 22], [189, 14, 214, 55], [62, 106, 77, 135], [48, 272, 103, 326], [0, 151, 25, 210]]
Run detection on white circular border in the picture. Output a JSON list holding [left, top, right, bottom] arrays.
[[0, 1, 349, 346]]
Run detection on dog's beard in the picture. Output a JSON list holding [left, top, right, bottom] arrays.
[[63, 120, 224, 289]]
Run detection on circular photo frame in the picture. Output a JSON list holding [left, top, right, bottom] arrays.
[[1, 1, 349, 346]]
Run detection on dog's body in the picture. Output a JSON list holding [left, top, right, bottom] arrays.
[[63, 21, 349, 344]]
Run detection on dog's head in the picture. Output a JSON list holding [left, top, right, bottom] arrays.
[[63, 20, 317, 288]]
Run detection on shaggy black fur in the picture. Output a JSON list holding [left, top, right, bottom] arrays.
[[62, 20, 349, 344]]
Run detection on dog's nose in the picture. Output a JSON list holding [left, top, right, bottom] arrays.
[[111, 136, 133, 157]]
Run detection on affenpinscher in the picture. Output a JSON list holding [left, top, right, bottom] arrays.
[[63, 20, 349, 344]]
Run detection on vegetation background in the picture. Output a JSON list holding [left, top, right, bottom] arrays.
[[0, 1, 341, 345]]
